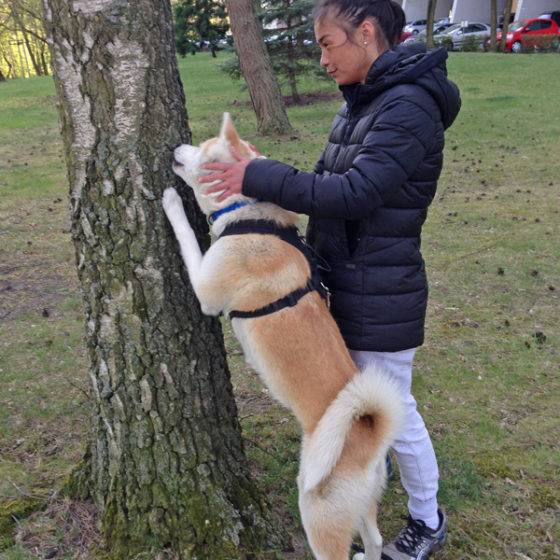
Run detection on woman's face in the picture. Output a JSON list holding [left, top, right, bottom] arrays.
[[314, 17, 379, 86]]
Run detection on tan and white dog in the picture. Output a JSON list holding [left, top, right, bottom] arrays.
[[162, 113, 404, 560]]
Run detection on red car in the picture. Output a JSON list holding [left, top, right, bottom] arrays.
[[400, 31, 413, 43], [497, 18, 560, 52]]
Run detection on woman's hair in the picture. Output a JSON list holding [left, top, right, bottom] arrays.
[[313, 0, 406, 48]]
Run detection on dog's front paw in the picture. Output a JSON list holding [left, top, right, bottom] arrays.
[[162, 187, 182, 214]]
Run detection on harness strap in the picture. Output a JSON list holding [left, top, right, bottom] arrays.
[[229, 279, 320, 319], [218, 220, 329, 319]]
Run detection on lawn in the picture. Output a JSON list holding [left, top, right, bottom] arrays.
[[0, 51, 559, 559]]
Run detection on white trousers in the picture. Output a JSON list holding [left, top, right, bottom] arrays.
[[349, 348, 440, 530]]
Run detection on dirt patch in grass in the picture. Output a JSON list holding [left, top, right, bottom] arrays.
[[0, 258, 78, 323], [230, 90, 342, 110], [0, 198, 79, 324], [283, 90, 342, 107]]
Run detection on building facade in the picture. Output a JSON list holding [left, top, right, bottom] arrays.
[[395, 0, 560, 24]]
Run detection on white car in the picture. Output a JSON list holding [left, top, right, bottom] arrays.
[[439, 22, 491, 50]]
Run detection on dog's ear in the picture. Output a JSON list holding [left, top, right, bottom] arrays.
[[220, 112, 252, 157]]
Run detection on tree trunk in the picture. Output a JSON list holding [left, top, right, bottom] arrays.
[[500, 0, 513, 52], [490, 0, 497, 52], [40, 0, 285, 557], [225, 0, 293, 135], [426, 0, 437, 50]]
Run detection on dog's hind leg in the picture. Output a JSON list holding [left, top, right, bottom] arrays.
[[353, 459, 386, 560], [299, 495, 354, 560], [298, 472, 362, 560], [354, 500, 382, 560]]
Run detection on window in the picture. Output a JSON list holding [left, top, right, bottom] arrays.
[[465, 24, 486, 32]]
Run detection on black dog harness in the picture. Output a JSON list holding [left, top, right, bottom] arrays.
[[217, 219, 330, 319]]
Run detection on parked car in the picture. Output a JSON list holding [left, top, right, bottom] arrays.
[[434, 23, 454, 34], [438, 22, 491, 50], [401, 30, 413, 42], [539, 11, 560, 27], [403, 19, 427, 35], [402, 23, 454, 44], [497, 18, 560, 53]]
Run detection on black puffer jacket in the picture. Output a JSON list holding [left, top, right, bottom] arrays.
[[242, 44, 461, 351]]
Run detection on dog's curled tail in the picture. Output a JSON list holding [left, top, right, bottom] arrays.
[[300, 367, 404, 493]]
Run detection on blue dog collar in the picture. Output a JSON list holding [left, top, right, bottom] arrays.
[[209, 200, 258, 224]]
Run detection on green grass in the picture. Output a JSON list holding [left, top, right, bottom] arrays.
[[1, 51, 559, 559]]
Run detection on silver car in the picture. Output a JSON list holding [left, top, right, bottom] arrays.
[[402, 23, 454, 44], [439, 22, 492, 50], [403, 19, 427, 35]]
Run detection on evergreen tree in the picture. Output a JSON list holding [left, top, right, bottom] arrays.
[[174, 0, 229, 58], [222, 0, 323, 103], [260, 0, 321, 102], [224, 0, 293, 135]]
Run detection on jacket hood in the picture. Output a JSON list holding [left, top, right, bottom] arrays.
[[341, 43, 461, 129]]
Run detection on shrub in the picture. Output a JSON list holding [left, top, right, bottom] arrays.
[[520, 33, 560, 53], [436, 36, 454, 51], [461, 34, 485, 52]]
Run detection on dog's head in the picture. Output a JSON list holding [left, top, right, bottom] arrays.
[[172, 112, 257, 215]]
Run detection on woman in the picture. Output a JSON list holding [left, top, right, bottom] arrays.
[[202, 1, 461, 558]]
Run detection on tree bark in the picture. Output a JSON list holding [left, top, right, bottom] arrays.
[[489, 0, 497, 52], [426, 0, 437, 50], [225, 0, 293, 135], [500, 0, 513, 52], [41, 0, 285, 557]]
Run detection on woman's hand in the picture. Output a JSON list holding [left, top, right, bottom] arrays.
[[200, 146, 254, 202]]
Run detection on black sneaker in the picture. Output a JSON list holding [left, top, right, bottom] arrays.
[[382, 509, 447, 559]]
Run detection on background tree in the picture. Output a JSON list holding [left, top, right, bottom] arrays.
[[225, 0, 293, 135], [489, 0, 498, 52], [0, 0, 49, 77], [41, 0, 285, 557], [426, 0, 437, 49], [173, 0, 229, 58], [260, 0, 321, 103], [500, 0, 513, 52]]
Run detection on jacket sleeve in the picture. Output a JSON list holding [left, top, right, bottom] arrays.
[[242, 92, 439, 220]]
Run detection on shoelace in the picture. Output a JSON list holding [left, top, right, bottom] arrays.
[[394, 516, 434, 554]]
